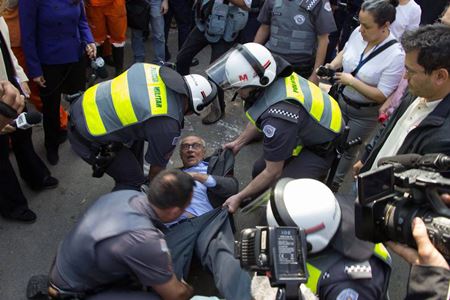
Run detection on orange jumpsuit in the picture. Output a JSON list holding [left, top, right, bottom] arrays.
[[85, 0, 127, 44]]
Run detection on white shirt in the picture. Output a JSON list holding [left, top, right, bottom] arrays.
[[342, 28, 405, 103], [390, 0, 421, 39], [371, 97, 442, 170]]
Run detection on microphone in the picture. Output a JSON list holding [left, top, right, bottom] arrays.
[[378, 153, 450, 172], [11, 112, 42, 129], [91, 57, 108, 79]]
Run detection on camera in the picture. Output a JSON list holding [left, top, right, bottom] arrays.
[[316, 66, 336, 78], [235, 226, 308, 300], [355, 153, 450, 260]]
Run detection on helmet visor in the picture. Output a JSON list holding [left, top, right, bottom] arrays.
[[205, 46, 243, 90]]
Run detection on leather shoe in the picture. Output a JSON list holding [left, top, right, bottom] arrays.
[[28, 176, 59, 191], [1, 207, 36, 223], [46, 148, 59, 165]]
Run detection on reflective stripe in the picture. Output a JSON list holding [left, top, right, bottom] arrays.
[[329, 95, 342, 133], [307, 80, 324, 122], [245, 110, 256, 125], [374, 243, 392, 264], [292, 145, 303, 156], [285, 75, 305, 104], [82, 84, 106, 136], [110, 72, 138, 126], [144, 64, 168, 115], [306, 263, 321, 294]]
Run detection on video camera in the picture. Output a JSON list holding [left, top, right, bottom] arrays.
[[235, 226, 308, 300], [355, 153, 450, 260]]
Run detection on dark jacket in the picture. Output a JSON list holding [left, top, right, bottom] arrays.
[[361, 92, 450, 173], [187, 148, 238, 208], [406, 265, 450, 300]]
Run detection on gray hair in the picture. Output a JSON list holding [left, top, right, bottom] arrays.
[[361, 0, 398, 26]]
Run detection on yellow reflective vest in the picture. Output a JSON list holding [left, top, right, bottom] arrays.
[[245, 73, 343, 156], [79, 63, 183, 137]]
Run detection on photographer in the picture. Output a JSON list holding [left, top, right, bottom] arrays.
[[353, 24, 450, 176], [387, 194, 450, 300]]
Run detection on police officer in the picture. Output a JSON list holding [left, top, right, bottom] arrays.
[[68, 63, 217, 191], [176, 0, 250, 124], [206, 43, 343, 212], [254, 0, 336, 84], [45, 170, 195, 300], [264, 178, 391, 299]]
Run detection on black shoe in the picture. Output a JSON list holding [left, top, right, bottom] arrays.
[[191, 57, 199, 67], [26, 275, 49, 299], [1, 207, 37, 223], [28, 176, 59, 191], [46, 148, 59, 165]]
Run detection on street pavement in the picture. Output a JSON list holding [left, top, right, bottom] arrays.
[[0, 29, 409, 299]]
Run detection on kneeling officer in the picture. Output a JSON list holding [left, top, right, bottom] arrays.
[[69, 63, 217, 191], [264, 178, 392, 299]]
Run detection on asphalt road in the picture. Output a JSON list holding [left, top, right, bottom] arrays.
[[0, 29, 409, 300]]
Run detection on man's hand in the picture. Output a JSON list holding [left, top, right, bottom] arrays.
[[353, 160, 364, 177], [0, 81, 25, 130], [223, 194, 242, 213], [223, 140, 243, 156], [33, 76, 46, 88], [20, 81, 31, 98], [0, 124, 16, 135], [186, 172, 208, 183], [387, 217, 449, 270], [308, 72, 319, 85], [161, 0, 169, 14]]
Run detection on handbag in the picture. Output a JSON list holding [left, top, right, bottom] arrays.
[[126, 0, 151, 31]]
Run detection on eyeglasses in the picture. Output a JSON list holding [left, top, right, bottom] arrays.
[[180, 143, 204, 151]]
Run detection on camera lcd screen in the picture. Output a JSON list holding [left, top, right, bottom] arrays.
[[358, 165, 394, 205]]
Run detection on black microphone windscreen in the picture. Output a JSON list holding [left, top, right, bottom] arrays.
[[377, 154, 422, 167], [25, 112, 42, 125], [96, 65, 109, 79]]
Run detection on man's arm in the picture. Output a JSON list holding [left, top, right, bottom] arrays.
[[229, 0, 250, 10], [309, 33, 329, 84], [0, 81, 24, 130], [152, 275, 194, 300], [223, 160, 284, 213], [149, 165, 165, 182], [254, 24, 270, 44], [224, 121, 261, 155]]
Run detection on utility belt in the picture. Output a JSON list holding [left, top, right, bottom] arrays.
[[48, 283, 86, 300], [339, 92, 379, 109], [69, 120, 123, 178], [304, 139, 338, 158]]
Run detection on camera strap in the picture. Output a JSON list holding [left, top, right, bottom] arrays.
[[351, 39, 397, 77]]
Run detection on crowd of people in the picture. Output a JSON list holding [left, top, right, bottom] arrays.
[[0, 0, 449, 299]]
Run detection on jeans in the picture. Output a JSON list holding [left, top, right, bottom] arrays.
[[131, 0, 166, 63]]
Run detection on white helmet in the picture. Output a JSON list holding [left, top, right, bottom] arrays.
[[266, 178, 341, 254], [183, 74, 218, 115], [206, 43, 277, 90]]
